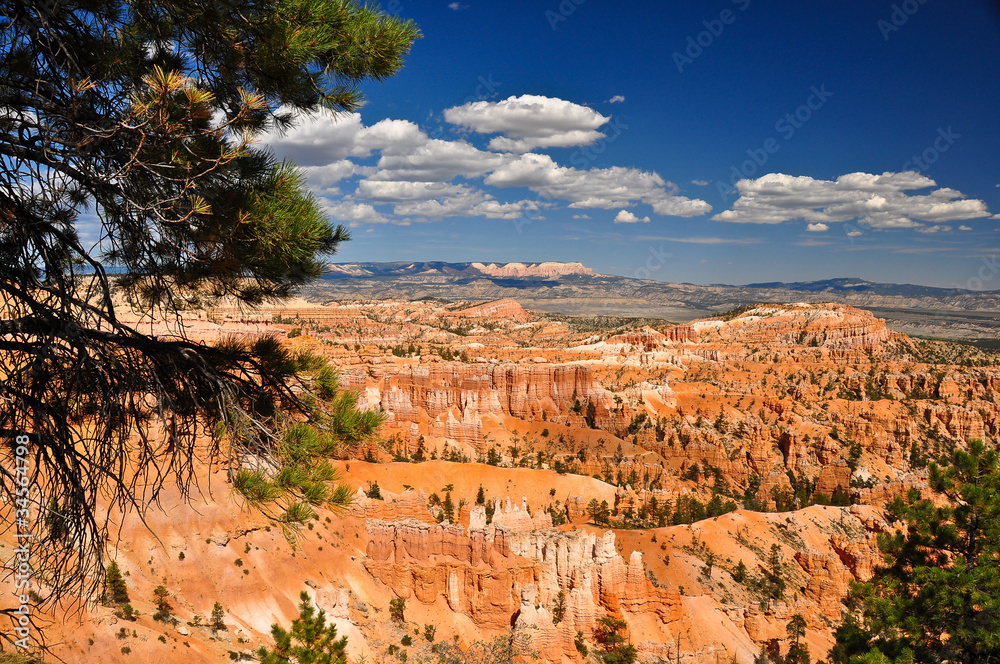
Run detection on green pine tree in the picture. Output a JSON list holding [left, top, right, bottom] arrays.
[[152, 585, 172, 622], [442, 491, 455, 523], [785, 614, 810, 664], [0, 0, 419, 608], [211, 602, 227, 631], [594, 616, 637, 664], [552, 590, 567, 625], [831, 439, 1000, 664], [389, 598, 406, 624], [586, 498, 601, 525], [257, 592, 347, 664], [104, 561, 129, 604]]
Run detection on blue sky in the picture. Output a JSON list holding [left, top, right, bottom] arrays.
[[264, 0, 1000, 288]]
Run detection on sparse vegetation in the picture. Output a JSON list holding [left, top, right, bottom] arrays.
[[212, 602, 227, 631], [256, 591, 348, 664], [551, 591, 567, 625], [152, 585, 172, 622], [389, 598, 406, 624], [593, 616, 637, 664], [103, 561, 130, 605]]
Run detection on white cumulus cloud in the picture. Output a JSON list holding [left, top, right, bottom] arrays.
[[607, 95, 625, 104], [263, 107, 711, 225], [322, 201, 390, 225], [485, 152, 711, 216], [714, 172, 992, 230], [264, 112, 427, 165], [444, 94, 610, 152], [806, 223, 829, 232], [613, 210, 650, 224]]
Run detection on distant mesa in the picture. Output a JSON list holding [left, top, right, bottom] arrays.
[[324, 260, 594, 279], [470, 261, 594, 278]]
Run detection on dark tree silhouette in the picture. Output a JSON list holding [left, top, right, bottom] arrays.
[[0, 0, 419, 641]]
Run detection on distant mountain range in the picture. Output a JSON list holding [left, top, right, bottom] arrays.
[[741, 277, 995, 299], [306, 262, 1000, 342]]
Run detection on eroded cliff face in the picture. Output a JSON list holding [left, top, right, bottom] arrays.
[[363, 505, 682, 656], [367, 363, 617, 451], [685, 305, 898, 360], [360, 496, 885, 664], [442, 298, 532, 323]]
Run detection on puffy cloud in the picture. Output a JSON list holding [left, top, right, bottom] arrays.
[[572, 214, 591, 219], [264, 112, 426, 165], [372, 138, 507, 181], [806, 222, 829, 232], [444, 94, 610, 152], [322, 201, 390, 225], [650, 194, 712, 217], [915, 225, 952, 234], [393, 193, 535, 220], [613, 210, 650, 224], [264, 107, 711, 225], [301, 160, 366, 194], [959, 225, 973, 231], [485, 152, 711, 216], [607, 95, 625, 104], [691, 179, 709, 186], [714, 172, 992, 229], [355, 180, 473, 202], [349, 179, 536, 220]]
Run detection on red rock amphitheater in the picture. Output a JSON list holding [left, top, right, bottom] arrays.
[[19, 298, 1000, 663]]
